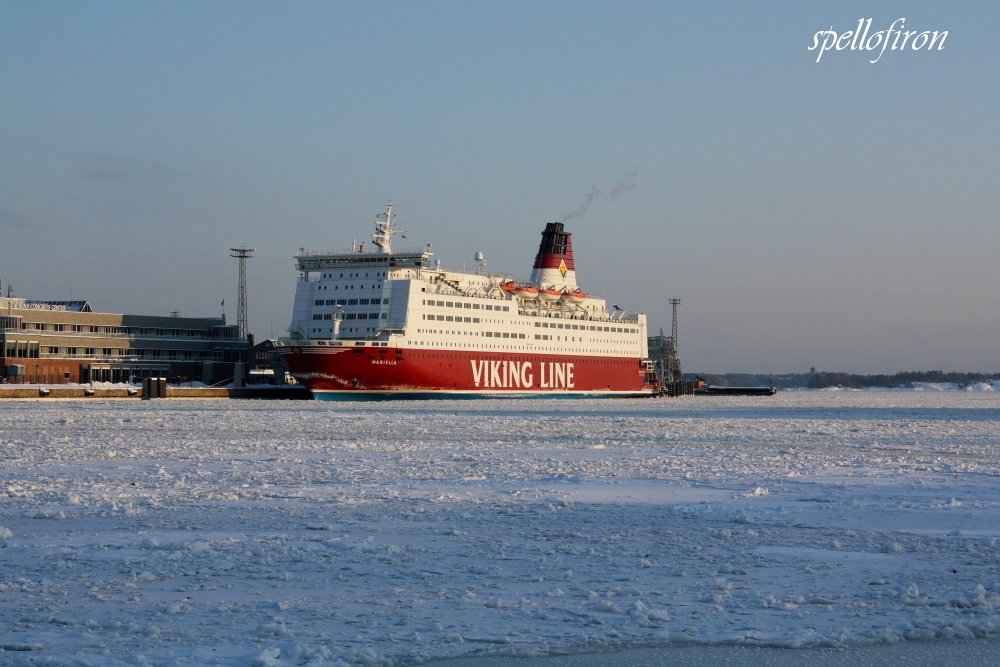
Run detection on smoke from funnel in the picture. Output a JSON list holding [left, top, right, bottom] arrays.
[[609, 169, 639, 200], [563, 187, 602, 221], [563, 170, 638, 221]]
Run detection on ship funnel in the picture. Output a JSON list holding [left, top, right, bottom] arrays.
[[529, 222, 577, 289]]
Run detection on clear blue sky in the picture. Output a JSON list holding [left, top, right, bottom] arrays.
[[2, 1, 997, 373]]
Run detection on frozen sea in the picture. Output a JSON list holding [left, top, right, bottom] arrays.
[[1, 391, 999, 666]]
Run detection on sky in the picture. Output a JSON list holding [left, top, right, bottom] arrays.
[[2, 1, 997, 373]]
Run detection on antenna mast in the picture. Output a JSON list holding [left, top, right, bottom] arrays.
[[372, 200, 402, 254], [230, 246, 255, 339]]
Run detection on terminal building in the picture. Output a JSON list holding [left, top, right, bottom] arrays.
[[1, 296, 251, 384]]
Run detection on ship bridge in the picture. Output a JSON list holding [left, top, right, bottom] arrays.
[[294, 247, 433, 273]]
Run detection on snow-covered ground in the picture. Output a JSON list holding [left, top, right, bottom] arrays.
[[1, 391, 999, 666]]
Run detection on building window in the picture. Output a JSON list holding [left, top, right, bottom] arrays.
[[85, 348, 95, 356], [313, 314, 323, 320], [29, 342, 40, 358], [67, 347, 77, 355], [48, 346, 59, 354]]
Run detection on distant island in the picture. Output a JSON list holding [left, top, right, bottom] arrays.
[[682, 370, 1000, 390]]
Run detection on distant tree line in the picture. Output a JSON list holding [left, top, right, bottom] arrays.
[[681, 371, 1000, 389]]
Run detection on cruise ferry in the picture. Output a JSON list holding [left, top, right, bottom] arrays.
[[277, 202, 658, 399]]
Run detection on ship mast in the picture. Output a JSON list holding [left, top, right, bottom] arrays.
[[372, 200, 402, 254]]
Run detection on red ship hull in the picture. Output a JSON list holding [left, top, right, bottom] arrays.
[[279, 345, 655, 399]]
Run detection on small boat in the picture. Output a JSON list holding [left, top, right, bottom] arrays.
[[500, 281, 519, 295], [537, 288, 563, 303], [560, 290, 587, 305], [514, 285, 540, 300]]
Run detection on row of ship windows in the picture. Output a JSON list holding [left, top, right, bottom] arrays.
[[418, 300, 634, 334], [418, 328, 526, 339], [412, 341, 630, 355], [315, 298, 390, 306], [420, 313, 636, 336], [315, 284, 380, 291], [310, 327, 378, 334], [321, 272, 388, 279], [313, 313, 387, 320], [537, 322, 635, 333], [416, 329, 635, 351], [425, 314, 480, 323], [424, 299, 510, 312]]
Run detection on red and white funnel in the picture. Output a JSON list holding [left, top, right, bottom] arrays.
[[529, 222, 577, 290]]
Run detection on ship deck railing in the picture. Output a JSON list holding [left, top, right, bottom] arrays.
[[295, 247, 430, 258]]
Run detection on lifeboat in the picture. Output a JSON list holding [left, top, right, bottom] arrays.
[[500, 281, 519, 295], [537, 288, 563, 303], [560, 290, 587, 305], [514, 285, 540, 300]]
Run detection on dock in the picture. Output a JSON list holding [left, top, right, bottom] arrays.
[[0, 385, 312, 400]]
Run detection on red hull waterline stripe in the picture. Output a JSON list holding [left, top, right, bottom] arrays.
[[312, 389, 652, 401], [279, 347, 654, 400]]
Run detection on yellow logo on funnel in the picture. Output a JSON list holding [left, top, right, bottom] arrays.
[[559, 259, 567, 277]]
